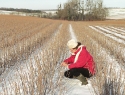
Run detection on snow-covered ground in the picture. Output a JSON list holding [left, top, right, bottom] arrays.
[[107, 8, 125, 19], [0, 17, 125, 94], [1, 8, 125, 19], [0, 24, 63, 94], [89, 25, 125, 67], [0, 10, 39, 16], [66, 24, 94, 95], [89, 26, 125, 44], [89, 25, 125, 94], [68, 24, 125, 95], [89, 25, 125, 59], [0, 10, 16, 15], [0, 24, 94, 95]]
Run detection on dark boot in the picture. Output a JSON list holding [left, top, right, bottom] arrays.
[[74, 74, 88, 85]]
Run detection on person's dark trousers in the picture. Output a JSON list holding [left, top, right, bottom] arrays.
[[64, 68, 92, 78]]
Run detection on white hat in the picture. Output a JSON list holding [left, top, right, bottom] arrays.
[[67, 39, 78, 49]]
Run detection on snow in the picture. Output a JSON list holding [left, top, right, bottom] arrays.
[[109, 26, 125, 33], [88, 26, 125, 95], [69, 24, 77, 41], [107, 8, 125, 19], [1, 8, 125, 19], [0, 10, 16, 15], [65, 79, 94, 95], [0, 24, 63, 95], [65, 24, 93, 95], [89, 26, 125, 44], [0, 24, 94, 95], [89, 25, 125, 70], [89, 25, 125, 58], [0, 22, 124, 94], [95, 26, 125, 40]]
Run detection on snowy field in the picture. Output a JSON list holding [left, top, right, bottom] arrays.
[[107, 8, 125, 19], [1, 8, 125, 19], [0, 23, 93, 95], [0, 15, 125, 95]]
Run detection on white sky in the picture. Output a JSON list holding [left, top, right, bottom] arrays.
[[0, 0, 125, 10]]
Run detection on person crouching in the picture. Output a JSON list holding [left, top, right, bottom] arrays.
[[61, 39, 95, 85]]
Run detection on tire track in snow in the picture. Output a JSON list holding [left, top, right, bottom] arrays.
[[89, 26, 125, 71], [66, 24, 93, 95], [88, 36, 125, 94], [89, 26, 125, 44], [69, 24, 77, 41], [103, 26, 125, 36], [109, 26, 125, 33], [89, 26, 125, 66], [95, 26, 125, 40]]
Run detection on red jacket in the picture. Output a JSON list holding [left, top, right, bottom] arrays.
[[64, 46, 95, 75]]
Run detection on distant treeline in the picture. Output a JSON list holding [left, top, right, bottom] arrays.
[[55, 0, 109, 21], [0, 8, 42, 13]]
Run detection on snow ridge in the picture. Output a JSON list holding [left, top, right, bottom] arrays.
[[65, 24, 93, 95]]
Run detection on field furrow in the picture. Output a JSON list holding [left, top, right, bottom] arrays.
[[0, 16, 62, 75], [103, 26, 125, 36], [89, 26, 125, 44], [71, 22, 125, 95], [95, 26, 125, 41], [89, 26, 125, 66], [109, 26, 125, 33], [0, 15, 125, 95]]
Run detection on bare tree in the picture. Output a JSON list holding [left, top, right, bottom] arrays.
[[56, 0, 108, 21]]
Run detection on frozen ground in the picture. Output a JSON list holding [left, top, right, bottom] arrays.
[[0, 21, 125, 94], [1, 8, 125, 19], [0, 24, 94, 95], [66, 24, 93, 95], [107, 8, 125, 19]]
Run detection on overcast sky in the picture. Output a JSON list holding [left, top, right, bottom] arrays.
[[0, 0, 125, 10]]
